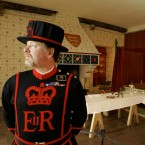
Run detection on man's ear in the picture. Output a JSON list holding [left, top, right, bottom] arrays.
[[47, 48, 54, 58]]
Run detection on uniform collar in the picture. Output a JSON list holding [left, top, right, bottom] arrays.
[[33, 66, 57, 80]]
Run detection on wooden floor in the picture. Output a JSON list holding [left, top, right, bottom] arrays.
[[1, 107, 145, 145]]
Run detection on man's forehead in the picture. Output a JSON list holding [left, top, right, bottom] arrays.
[[27, 41, 46, 46]]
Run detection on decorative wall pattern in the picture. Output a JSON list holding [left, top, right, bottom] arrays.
[[0, 10, 55, 105], [81, 23, 124, 82], [57, 53, 98, 65], [0, 9, 124, 104], [53, 13, 99, 54]]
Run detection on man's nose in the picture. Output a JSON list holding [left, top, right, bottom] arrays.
[[23, 46, 30, 53]]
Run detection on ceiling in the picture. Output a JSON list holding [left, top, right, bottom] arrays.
[[2, 0, 145, 31]]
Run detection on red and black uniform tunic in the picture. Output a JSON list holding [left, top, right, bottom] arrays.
[[2, 66, 87, 145]]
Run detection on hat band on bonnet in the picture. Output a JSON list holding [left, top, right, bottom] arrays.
[[31, 35, 61, 45]]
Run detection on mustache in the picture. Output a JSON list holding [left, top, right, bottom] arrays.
[[24, 53, 31, 57]]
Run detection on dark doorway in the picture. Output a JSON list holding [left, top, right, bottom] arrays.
[[57, 65, 79, 78]]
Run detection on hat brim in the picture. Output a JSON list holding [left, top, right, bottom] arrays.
[[17, 36, 68, 52]]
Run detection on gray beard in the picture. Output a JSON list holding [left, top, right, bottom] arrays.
[[24, 58, 34, 67]]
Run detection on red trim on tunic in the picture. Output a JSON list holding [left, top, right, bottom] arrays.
[[12, 140, 17, 145], [8, 128, 15, 131], [15, 129, 72, 145], [71, 126, 83, 130], [62, 138, 72, 145], [14, 73, 20, 136], [33, 66, 57, 80], [61, 74, 73, 136], [69, 139, 72, 145]]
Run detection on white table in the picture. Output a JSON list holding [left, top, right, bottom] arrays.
[[85, 93, 145, 138]]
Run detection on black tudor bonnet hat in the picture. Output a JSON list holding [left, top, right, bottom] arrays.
[[17, 20, 68, 52]]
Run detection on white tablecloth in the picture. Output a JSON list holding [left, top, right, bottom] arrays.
[[85, 93, 145, 114]]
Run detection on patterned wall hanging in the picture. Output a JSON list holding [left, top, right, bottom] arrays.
[[57, 53, 99, 65], [82, 55, 90, 64], [91, 55, 99, 64], [63, 53, 73, 64], [73, 54, 81, 64], [57, 53, 63, 63]]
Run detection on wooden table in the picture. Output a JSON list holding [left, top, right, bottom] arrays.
[[85, 93, 145, 138]]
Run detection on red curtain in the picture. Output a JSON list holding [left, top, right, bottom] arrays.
[[112, 30, 145, 92], [124, 30, 145, 50], [123, 49, 145, 85], [111, 48, 145, 92], [124, 30, 145, 84], [111, 47, 124, 92]]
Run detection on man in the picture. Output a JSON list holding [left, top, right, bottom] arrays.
[[2, 20, 87, 145]]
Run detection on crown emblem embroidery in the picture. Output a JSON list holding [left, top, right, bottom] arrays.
[[25, 83, 56, 106]]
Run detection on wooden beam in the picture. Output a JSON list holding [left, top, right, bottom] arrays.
[[0, 1, 57, 16], [79, 17, 127, 33], [0, 1, 127, 33], [0, 3, 4, 16]]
